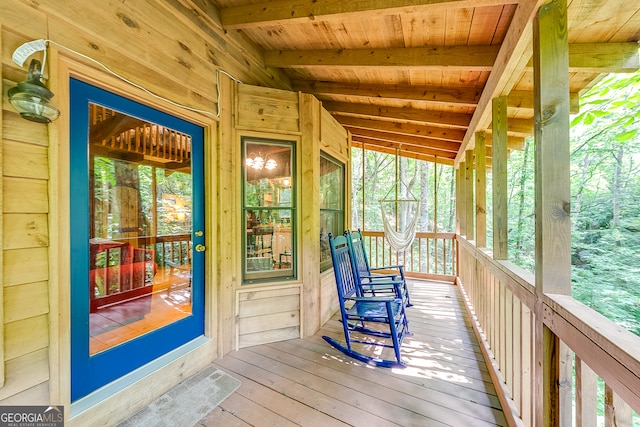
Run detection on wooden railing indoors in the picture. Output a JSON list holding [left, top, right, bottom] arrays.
[[89, 104, 192, 164], [361, 231, 457, 280], [456, 237, 640, 426], [138, 234, 192, 267]]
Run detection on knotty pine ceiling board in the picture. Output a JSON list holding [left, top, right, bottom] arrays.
[[444, 8, 474, 46], [492, 4, 518, 44], [568, 0, 640, 43]]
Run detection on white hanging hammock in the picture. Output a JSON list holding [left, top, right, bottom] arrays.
[[380, 199, 420, 252]]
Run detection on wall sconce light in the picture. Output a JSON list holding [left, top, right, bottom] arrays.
[[8, 59, 60, 123]]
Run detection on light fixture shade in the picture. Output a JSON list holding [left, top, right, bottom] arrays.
[[265, 158, 277, 170], [8, 59, 60, 123]]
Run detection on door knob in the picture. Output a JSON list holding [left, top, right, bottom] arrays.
[[195, 244, 206, 252]]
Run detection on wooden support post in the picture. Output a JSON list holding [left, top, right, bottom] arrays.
[[492, 96, 508, 259], [532, 0, 572, 425], [217, 73, 237, 355], [300, 93, 322, 337], [458, 162, 467, 237], [475, 132, 487, 248], [465, 150, 475, 241]]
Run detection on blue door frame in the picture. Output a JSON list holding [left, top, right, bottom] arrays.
[[69, 78, 205, 401]]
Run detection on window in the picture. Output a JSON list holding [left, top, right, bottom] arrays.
[[243, 138, 295, 282], [320, 153, 345, 271]]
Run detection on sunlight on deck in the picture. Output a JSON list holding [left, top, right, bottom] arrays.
[[207, 279, 505, 426]]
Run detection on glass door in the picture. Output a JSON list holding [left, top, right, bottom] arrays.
[[69, 79, 205, 401]]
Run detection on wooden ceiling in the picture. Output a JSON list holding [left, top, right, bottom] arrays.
[[211, 0, 640, 165]]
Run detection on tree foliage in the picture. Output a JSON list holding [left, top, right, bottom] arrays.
[[351, 148, 456, 233], [506, 71, 640, 336]]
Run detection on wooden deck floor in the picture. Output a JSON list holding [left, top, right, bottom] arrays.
[[199, 280, 505, 427]]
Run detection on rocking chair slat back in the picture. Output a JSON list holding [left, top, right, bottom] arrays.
[[346, 229, 412, 307]]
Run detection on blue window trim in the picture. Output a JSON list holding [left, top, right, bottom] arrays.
[[69, 78, 205, 401]]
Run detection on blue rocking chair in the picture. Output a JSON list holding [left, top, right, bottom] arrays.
[[345, 229, 412, 307], [323, 233, 409, 368]]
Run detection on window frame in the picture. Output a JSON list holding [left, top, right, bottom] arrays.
[[241, 137, 297, 283], [319, 152, 345, 272]]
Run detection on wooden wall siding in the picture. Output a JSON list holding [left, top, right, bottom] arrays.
[[16, 0, 289, 111], [319, 270, 338, 326], [0, 0, 355, 417], [236, 85, 300, 133], [236, 285, 301, 349], [0, 0, 293, 415], [2, 27, 51, 403], [319, 108, 349, 162]]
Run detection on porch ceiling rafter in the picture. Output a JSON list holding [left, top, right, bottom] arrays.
[[351, 135, 457, 159], [335, 116, 466, 143], [341, 127, 460, 153], [323, 101, 472, 129], [220, 0, 520, 29], [455, 0, 547, 162], [351, 139, 456, 165], [294, 81, 579, 112], [217, 0, 640, 165], [291, 80, 483, 107], [265, 43, 637, 72], [264, 46, 500, 71]]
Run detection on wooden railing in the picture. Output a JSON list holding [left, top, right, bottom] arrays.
[[457, 237, 640, 426], [90, 104, 191, 164], [137, 234, 192, 267], [360, 231, 457, 279]]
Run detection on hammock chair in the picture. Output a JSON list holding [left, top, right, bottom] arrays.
[[380, 184, 421, 252]]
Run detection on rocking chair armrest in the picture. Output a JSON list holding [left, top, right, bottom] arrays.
[[348, 296, 399, 303], [360, 273, 400, 281], [371, 265, 405, 274]]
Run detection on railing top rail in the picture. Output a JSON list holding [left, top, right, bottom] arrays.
[[360, 230, 456, 239]]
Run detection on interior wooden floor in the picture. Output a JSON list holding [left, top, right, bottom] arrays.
[[200, 280, 506, 427]]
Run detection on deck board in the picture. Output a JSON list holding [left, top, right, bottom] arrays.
[[200, 280, 506, 426]]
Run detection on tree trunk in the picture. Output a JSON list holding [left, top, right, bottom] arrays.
[[113, 160, 141, 241]]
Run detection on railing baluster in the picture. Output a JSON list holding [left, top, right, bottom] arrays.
[[605, 385, 633, 427], [576, 356, 598, 427]]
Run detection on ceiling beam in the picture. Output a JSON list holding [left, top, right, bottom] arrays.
[[484, 133, 527, 150], [264, 46, 499, 70], [456, 0, 547, 164], [527, 42, 640, 73], [324, 101, 472, 128], [294, 81, 580, 115], [266, 43, 635, 72], [351, 139, 456, 166], [508, 90, 580, 114], [487, 117, 534, 136], [334, 116, 466, 142], [293, 81, 482, 107], [221, 0, 519, 30], [352, 136, 457, 159], [344, 127, 460, 152]]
